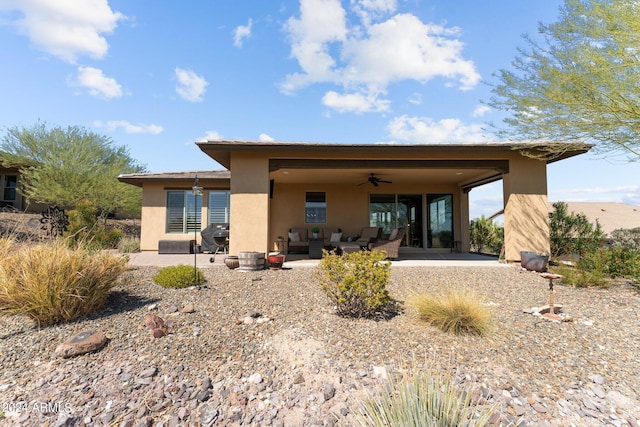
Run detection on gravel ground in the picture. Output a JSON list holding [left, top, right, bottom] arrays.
[[1, 263, 639, 427]]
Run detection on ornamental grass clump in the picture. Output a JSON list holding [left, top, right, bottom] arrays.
[[356, 369, 494, 427], [0, 237, 129, 326], [153, 264, 205, 288], [315, 249, 391, 318], [409, 290, 491, 336]]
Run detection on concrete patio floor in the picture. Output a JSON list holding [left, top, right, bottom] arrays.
[[127, 249, 509, 268]]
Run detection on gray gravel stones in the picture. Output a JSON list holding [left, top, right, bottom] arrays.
[[0, 265, 639, 426]]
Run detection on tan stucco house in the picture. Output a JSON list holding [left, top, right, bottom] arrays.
[[118, 140, 590, 262]]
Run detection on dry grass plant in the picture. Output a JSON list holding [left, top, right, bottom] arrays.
[[356, 357, 496, 427], [0, 237, 129, 325], [408, 289, 492, 336]]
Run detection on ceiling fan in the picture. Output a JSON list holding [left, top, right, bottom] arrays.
[[358, 173, 393, 187]]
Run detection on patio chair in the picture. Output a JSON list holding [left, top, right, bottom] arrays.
[[368, 227, 406, 259], [201, 223, 229, 254], [355, 226, 381, 244]]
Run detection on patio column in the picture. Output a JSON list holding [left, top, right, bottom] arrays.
[[502, 156, 550, 262], [229, 153, 270, 255]]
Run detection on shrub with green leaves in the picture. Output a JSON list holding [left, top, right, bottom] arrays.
[[356, 369, 494, 427], [469, 215, 503, 254], [549, 201, 604, 258], [552, 264, 609, 288], [0, 237, 129, 325], [610, 227, 640, 251], [65, 199, 123, 250], [408, 290, 491, 336], [315, 249, 391, 318], [153, 264, 205, 288]]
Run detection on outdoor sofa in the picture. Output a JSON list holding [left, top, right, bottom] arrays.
[[287, 227, 342, 254]]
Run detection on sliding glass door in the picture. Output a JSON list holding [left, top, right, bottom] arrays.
[[369, 194, 423, 247], [427, 194, 453, 249]]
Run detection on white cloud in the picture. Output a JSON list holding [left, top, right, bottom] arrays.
[[175, 68, 208, 102], [281, 1, 480, 113], [233, 19, 252, 47], [0, 0, 124, 63], [387, 115, 491, 143], [351, 0, 397, 26], [322, 90, 390, 113], [197, 131, 223, 142], [259, 133, 274, 142], [550, 185, 640, 206], [93, 120, 163, 134], [70, 66, 122, 99], [472, 104, 491, 117], [408, 93, 422, 105]]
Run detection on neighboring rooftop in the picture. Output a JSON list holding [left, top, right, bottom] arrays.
[[117, 170, 230, 187]]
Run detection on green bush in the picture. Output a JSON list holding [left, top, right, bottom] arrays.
[[0, 237, 129, 325], [64, 199, 123, 250], [550, 201, 604, 258], [610, 227, 640, 250], [408, 290, 491, 336], [553, 264, 608, 288], [315, 249, 391, 318], [469, 215, 503, 254], [153, 264, 205, 288], [578, 247, 640, 282], [356, 369, 494, 427]]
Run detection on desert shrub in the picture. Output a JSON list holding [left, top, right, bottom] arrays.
[[153, 264, 204, 288], [0, 237, 129, 325], [552, 264, 609, 288], [315, 249, 391, 318], [408, 290, 491, 336], [469, 215, 503, 254], [118, 236, 140, 253], [356, 369, 493, 427], [549, 202, 604, 258], [609, 227, 640, 250], [577, 247, 640, 282], [64, 199, 123, 250]]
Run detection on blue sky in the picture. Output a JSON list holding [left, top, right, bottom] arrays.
[[0, 0, 638, 220]]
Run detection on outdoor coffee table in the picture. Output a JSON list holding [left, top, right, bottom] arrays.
[[337, 242, 366, 254]]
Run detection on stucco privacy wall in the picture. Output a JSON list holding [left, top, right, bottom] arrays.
[[502, 156, 550, 261], [229, 153, 270, 254]]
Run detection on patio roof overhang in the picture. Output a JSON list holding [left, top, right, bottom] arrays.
[[195, 139, 591, 192]]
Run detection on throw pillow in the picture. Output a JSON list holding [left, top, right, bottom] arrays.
[[288, 232, 300, 243], [330, 232, 342, 243]]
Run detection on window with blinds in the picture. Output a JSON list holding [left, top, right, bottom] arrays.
[[207, 191, 230, 224], [166, 191, 202, 233]]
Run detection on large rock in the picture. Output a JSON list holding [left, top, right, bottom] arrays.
[[55, 330, 108, 358]]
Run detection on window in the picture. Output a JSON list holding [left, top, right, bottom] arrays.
[[2, 175, 17, 202], [427, 194, 453, 248], [166, 191, 202, 233], [207, 190, 230, 224], [305, 192, 326, 224]]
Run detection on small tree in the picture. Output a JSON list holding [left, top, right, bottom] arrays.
[[469, 215, 503, 254], [549, 201, 604, 258], [0, 121, 146, 216]]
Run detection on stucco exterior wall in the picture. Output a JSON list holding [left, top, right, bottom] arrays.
[[502, 156, 550, 261], [138, 180, 229, 252], [229, 153, 270, 254]]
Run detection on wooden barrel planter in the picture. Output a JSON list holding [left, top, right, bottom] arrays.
[[238, 252, 265, 271]]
